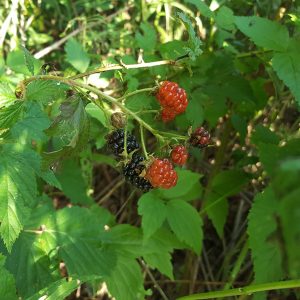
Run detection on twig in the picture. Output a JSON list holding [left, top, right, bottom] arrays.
[[139, 259, 169, 300], [177, 280, 300, 300]]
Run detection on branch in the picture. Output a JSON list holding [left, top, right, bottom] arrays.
[[177, 279, 300, 300]]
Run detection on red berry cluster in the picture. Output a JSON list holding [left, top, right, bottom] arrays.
[[156, 81, 188, 122], [171, 145, 188, 166], [145, 158, 178, 189], [189, 127, 211, 148]]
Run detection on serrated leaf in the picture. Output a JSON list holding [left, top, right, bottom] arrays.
[[138, 193, 167, 239], [11, 101, 50, 143], [166, 200, 203, 254], [21, 46, 35, 75], [125, 93, 154, 112], [104, 255, 146, 300], [85, 102, 108, 127], [56, 159, 92, 204], [0, 145, 38, 251], [135, 22, 157, 52], [235, 16, 289, 51], [26, 80, 68, 104], [161, 169, 202, 199], [65, 38, 90, 72], [0, 254, 18, 300], [248, 188, 283, 284], [279, 188, 300, 278], [205, 169, 249, 237], [186, 92, 204, 128], [159, 40, 187, 60], [44, 95, 90, 165], [0, 83, 16, 107], [27, 278, 80, 300], [272, 39, 300, 106], [143, 252, 173, 280], [0, 101, 23, 130], [177, 12, 202, 60], [6, 49, 41, 75]]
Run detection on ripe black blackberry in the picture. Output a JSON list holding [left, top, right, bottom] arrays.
[[107, 129, 140, 156], [123, 152, 153, 192]]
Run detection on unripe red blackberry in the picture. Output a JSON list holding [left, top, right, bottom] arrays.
[[156, 81, 188, 122], [189, 127, 211, 148], [107, 129, 140, 156], [171, 145, 188, 166], [123, 152, 153, 192], [145, 158, 178, 189]]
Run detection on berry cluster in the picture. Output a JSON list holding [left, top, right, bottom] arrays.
[[123, 153, 153, 192], [145, 158, 178, 189], [156, 81, 188, 122], [107, 129, 140, 156], [106, 129, 153, 192], [189, 127, 211, 148], [171, 145, 188, 166]]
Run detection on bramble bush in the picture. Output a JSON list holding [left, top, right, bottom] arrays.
[[0, 1, 300, 300]]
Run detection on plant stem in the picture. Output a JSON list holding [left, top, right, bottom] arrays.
[[140, 125, 149, 159], [223, 239, 249, 291], [236, 49, 272, 59], [177, 279, 300, 300], [69, 59, 178, 80], [22, 75, 159, 137], [117, 87, 155, 101]]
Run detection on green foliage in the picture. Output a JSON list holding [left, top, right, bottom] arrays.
[[65, 38, 90, 73], [0, 2, 300, 300]]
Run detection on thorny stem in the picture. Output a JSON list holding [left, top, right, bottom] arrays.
[[21, 75, 168, 140], [69, 59, 178, 80], [177, 279, 300, 300]]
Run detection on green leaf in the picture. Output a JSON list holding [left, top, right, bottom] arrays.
[[251, 124, 280, 145], [166, 200, 203, 254], [44, 95, 90, 165], [21, 46, 35, 75], [26, 80, 68, 104], [0, 254, 18, 300], [177, 12, 203, 60], [136, 22, 157, 52], [104, 255, 146, 300], [186, 93, 204, 128], [184, 0, 213, 18], [215, 6, 235, 31], [27, 278, 80, 300], [6, 49, 41, 75], [125, 93, 154, 112], [272, 39, 300, 106], [205, 170, 249, 237], [0, 145, 37, 251], [0, 101, 23, 130], [138, 193, 167, 239], [248, 188, 283, 284], [0, 83, 16, 107], [85, 102, 108, 127], [161, 169, 202, 199], [56, 159, 93, 204], [65, 38, 90, 72], [144, 251, 173, 279], [279, 188, 300, 278], [235, 16, 289, 51], [159, 40, 187, 60], [11, 102, 50, 143]]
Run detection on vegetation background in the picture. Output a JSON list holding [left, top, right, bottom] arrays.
[[0, 0, 300, 299]]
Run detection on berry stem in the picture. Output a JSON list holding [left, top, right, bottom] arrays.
[[117, 87, 156, 101], [140, 125, 149, 160]]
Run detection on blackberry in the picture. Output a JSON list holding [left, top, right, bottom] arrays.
[[107, 129, 140, 156], [123, 153, 153, 192]]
